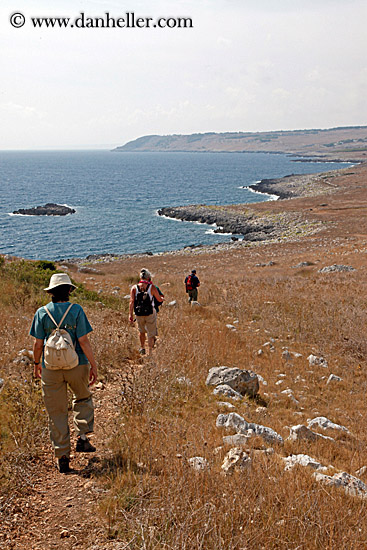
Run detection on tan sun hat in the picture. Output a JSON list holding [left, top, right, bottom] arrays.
[[44, 273, 77, 292]]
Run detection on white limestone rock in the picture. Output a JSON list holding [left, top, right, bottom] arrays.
[[221, 447, 251, 475], [216, 412, 284, 445], [223, 434, 250, 447], [206, 366, 259, 397], [213, 385, 243, 401], [314, 471, 367, 498], [307, 354, 328, 368], [188, 457, 210, 471], [287, 424, 334, 442], [326, 374, 342, 384], [307, 416, 349, 433], [283, 454, 328, 472]]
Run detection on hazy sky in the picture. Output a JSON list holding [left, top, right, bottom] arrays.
[[1, 0, 366, 149]]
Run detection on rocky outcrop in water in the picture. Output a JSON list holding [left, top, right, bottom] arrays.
[[13, 203, 76, 216]]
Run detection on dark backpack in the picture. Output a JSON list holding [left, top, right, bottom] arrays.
[[186, 274, 193, 291], [134, 286, 154, 316]]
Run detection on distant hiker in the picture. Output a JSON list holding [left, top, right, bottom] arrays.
[[129, 269, 163, 355], [30, 273, 98, 474], [185, 269, 200, 302]]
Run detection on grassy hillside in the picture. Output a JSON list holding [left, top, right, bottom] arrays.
[[2, 233, 367, 548]]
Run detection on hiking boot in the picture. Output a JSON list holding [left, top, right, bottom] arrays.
[[58, 455, 71, 473], [76, 436, 96, 453], [139, 348, 146, 355]]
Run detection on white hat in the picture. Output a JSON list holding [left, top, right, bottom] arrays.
[[44, 273, 77, 292]]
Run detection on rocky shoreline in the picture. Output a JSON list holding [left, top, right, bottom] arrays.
[[248, 169, 342, 200], [158, 204, 324, 244], [156, 169, 345, 242]]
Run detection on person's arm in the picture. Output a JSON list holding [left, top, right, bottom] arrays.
[[151, 285, 163, 303], [78, 334, 98, 385], [33, 338, 44, 379], [129, 287, 136, 323]]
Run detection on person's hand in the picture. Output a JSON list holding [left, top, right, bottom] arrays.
[[129, 315, 135, 324], [33, 363, 42, 379], [89, 364, 98, 386]]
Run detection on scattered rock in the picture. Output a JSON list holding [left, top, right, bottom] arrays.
[[283, 454, 328, 472], [307, 416, 349, 433], [356, 466, 367, 477], [191, 301, 201, 307], [319, 264, 356, 273], [223, 434, 250, 447], [221, 447, 251, 475], [226, 324, 237, 331], [213, 385, 243, 400], [257, 374, 268, 386], [287, 424, 334, 443], [307, 354, 328, 368], [188, 457, 210, 471], [0, 378, 4, 391], [216, 412, 284, 445], [168, 300, 177, 306], [282, 350, 292, 361], [206, 366, 259, 397], [326, 374, 342, 384], [314, 471, 367, 498]]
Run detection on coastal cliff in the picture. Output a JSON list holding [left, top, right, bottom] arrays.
[[113, 126, 367, 161]]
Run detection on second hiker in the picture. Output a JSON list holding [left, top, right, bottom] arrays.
[[129, 269, 163, 355]]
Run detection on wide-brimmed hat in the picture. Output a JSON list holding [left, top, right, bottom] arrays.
[[44, 273, 77, 292]]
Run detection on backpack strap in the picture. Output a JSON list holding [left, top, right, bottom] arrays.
[[44, 304, 74, 329]]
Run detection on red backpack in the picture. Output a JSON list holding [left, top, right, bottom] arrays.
[[186, 274, 193, 291]]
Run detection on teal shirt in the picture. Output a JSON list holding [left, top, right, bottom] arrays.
[[30, 302, 92, 366]]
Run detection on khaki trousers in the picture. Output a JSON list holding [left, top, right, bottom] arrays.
[[41, 364, 94, 458]]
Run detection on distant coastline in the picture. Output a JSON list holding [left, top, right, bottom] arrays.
[[113, 126, 367, 164]]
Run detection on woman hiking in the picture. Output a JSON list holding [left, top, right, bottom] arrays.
[[30, 273, 98, 474]]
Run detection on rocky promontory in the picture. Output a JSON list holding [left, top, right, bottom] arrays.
[[158, 205, 322, 242], [249, 171, 340, 200], [12, 203, 76, 216]]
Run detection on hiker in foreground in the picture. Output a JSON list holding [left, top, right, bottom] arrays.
[[129, 269, 163, 356], [185, 269, 200, 303], [30, 273, 98, 474]]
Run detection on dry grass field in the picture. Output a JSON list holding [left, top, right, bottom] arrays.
[[2, 163, 367, 549]]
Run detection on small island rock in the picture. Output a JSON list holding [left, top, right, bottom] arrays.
[[13, 203, 76, 216]]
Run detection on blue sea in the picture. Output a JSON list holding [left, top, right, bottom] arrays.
[[0, 150, 350, 260]]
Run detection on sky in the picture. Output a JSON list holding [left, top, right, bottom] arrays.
[[0, 0, 366, 149]]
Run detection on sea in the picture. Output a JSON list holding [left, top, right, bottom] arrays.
[[0, 150, 351, 261]]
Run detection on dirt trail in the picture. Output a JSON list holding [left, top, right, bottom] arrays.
[[3, 366, 136, 550]]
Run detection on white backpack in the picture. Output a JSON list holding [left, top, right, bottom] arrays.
[[43, 304, 79, 370]]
